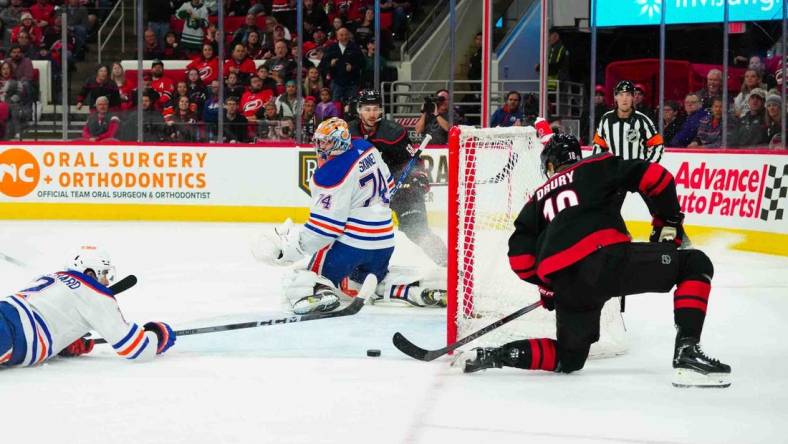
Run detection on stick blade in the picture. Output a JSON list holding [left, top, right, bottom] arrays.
[[109, 275, 137, 295], [392, 332, 441, 361]]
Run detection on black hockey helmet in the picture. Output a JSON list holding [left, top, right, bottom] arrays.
[[357, 89, 382, 107], [614, 80, 635, 95], [541, 133, 582, 177]]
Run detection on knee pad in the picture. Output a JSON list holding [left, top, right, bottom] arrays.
[[684, 249, 714, 282], [557, 346, 590, 373]]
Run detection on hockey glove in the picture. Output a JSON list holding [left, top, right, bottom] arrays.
[[538, 286, 555, 311], [400, 169, 431, 194], [58, 337, 95, 358], [650, 213, 685, 247], [143, 322, 176, 355]]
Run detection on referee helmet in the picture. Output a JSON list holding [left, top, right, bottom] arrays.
[[614, 80, 635, 95]]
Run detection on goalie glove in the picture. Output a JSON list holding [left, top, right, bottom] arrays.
[[252, 219, 304, 266], [538, 286, 555, 311], [650, 213, 685, 247]]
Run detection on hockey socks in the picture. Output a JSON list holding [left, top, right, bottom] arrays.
[[463, 339, 559, 373], [673, 279, 710, 339], [498, 339, 559, 371]]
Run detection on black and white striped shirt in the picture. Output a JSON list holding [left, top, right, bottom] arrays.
[[593, 109, 664, 162]]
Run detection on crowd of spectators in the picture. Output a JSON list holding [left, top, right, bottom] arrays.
[[0, 0, 103, 138], [572, 54, 786, 149], [71, 0, 412, 143]]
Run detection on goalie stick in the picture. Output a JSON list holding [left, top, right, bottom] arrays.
[[390, 134, 431, 198], [392, 299, 543, 361]]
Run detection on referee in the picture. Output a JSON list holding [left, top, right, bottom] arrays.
[[593, 80, 664, 163]]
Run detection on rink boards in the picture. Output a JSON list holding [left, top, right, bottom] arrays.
[[0, 141, 785, 255]]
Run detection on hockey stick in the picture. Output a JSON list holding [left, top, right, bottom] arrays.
[[392, 300, 543, 362], [109, 275, 137, 296], [0, 252, 28, 267], [93, 275, 375, 344], [390, 134, 431, 198], [92, 297, 363, 345]]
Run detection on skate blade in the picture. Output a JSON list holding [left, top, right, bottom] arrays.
[[449, 350, 473, 372], [672, 368, 731, 388]]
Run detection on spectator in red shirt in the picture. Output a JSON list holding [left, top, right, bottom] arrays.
[[29, 0, 54, 29], [225, 43, 257, 84], [111, 62, 136, 111], [186, 43, 220, 84], [11, 13, 43, 47], [82, 96, 120, 141], [150, 59, 175, 109], [241, 75, 274, 120]]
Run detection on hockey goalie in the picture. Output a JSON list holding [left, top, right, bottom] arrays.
[[254, 118, 446, 314]]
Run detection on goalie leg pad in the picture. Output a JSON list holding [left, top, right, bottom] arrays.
[[283, 269, 341, 314], [378, 266, 447, 307]]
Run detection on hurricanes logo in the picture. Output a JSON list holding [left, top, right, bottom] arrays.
[[637, 0, 661, 18], [0, 148, 40, 197], [198, 66, 213, 81]]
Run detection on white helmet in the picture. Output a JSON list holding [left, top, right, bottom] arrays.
[[67, 246, 116, 284]]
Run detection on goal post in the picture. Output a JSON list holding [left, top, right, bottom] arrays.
[[447, 125, 628, 357]]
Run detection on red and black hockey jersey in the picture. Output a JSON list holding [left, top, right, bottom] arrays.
[[508, 152, 680, 285]]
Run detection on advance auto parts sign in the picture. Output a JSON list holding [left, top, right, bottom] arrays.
[[663, 153, 787, 233], [0, 145, 211, 203]]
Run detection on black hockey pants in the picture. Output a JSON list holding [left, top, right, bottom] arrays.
[[548, 242, 714, 373]]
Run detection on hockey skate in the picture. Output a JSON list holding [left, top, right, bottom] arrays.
[[420, 289, 447, 308], [460, 347, 503, 373], [672, 337, 731, 388], [292, 284, 340, 315]]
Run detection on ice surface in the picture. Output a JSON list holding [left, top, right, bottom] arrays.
[[0, 221, 786, 444]]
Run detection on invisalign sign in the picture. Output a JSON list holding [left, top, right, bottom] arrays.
[[596, 0, 783, 27]]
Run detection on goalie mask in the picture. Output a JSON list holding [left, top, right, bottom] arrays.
[[67, 245, 116, 285], [540, 133, 581, 177], [314, 117, 352, 163]]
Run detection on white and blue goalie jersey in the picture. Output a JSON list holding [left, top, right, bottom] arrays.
[[300, 139, 395, 255]]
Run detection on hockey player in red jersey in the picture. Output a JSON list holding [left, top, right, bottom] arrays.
[[459, 134, 731, 388]]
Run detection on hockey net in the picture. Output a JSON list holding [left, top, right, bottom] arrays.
[[447, 125, 627, 358]]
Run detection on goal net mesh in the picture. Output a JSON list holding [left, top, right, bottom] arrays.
[[448, 125, 627, 358]]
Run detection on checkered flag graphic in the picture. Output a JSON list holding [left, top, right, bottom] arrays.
[[760, 164, 788, 221]]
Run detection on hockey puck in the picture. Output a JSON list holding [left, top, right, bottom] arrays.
[[366, 349, 381, 357]]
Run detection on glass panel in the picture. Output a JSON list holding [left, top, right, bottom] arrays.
[[663, 14, 725, 150], [729, 19, 784, 149]]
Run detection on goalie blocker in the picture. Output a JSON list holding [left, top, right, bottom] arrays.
[[455, 132, 730, 388]]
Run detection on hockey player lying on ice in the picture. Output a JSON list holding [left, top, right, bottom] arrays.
[[0, 246, 175, 367], [254, 117, 446, 314], [458, 133, 731, 388]]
